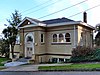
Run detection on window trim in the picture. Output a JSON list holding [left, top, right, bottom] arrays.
[[41, 33, 44, 43], [65, 33, 71, 42], [52, 33, 71, 44], [59, 33, 64, 42], [27, 36, 33, 42], [53, 34, 57, 42]]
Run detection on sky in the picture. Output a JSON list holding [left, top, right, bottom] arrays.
[[0, 0, 100, 36]]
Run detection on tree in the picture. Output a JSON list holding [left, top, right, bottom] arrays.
[[95, 24, 100, 46], [2, 10, 22, 58], [0, 39, 9, 58], [95, 23, 100, 32]]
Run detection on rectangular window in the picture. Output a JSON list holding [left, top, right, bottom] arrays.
[[41, 34, 44, 43]]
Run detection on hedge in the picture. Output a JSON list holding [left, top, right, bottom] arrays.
[[70, 49, 100, 63]]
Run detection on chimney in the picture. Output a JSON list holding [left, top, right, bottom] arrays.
[[83, 12, 87, 23]]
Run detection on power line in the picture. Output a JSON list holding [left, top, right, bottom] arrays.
[[24, 0, 62, 15], [37, 0, 88, 19], [21, 0, 51, 13], [68, 4, 100, 18]]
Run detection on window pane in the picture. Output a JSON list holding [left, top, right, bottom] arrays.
[[41, 34, 44, 42], [59, 33, 64, 42], [30, 47, 32, 51], [53, 34, 57, 42], [27, 36, 33, 42], [65, 33, 70, 37], [59, 58, 64, 62], [27, 47, 29, 51], [65, 33, 70, 42]]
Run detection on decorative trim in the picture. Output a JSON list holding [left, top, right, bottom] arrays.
[[41, 43, 45, 45], [18, 17, 37, 27], [35, 53, 72, 56], [46, 28, 78, 32], [15, 44, 20, 45], [51, 42, 71, 45], [20, 30, 45, 33], [47, 21, 94, 29]]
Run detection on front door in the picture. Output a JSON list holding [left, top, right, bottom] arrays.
[[25, 32, 34, 58], [27, 47, 33, 57]]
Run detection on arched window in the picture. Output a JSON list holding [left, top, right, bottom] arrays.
[[53, 34, 57, 42], [27, 36, 33, 42], [65, 33, 70, 42], [59, 33, 64, 42]]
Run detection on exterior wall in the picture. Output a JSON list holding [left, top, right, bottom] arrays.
[[19, 25, 46, 57], [19, 28, 25, 57], [19, 24, 93, 63], [44, 25, 78, 62], [34, 31, 46, 54], [77, 25, 93, 47], [10, 44, 20, 59]]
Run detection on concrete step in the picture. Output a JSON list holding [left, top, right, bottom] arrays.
[[16, 57, 31, 62]]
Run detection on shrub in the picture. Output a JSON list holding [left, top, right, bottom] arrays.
[[70, 46, 100, 63], [72, 46, 94, 57]]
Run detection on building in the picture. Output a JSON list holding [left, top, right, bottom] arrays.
[[11, 17, 94, 63]]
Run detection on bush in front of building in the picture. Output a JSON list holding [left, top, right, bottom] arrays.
[[69, 46, 100, 63]]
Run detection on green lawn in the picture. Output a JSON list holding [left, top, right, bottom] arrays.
[[38, 63, 100, 71], [0, 58, 10, 66], [0, 58, 10, 70]]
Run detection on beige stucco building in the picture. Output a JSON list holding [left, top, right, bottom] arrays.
[[12, 17, 94, 63]]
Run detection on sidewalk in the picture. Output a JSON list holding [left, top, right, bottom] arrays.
[[1, 63, 71, 71], [1, 65, 38, 71]]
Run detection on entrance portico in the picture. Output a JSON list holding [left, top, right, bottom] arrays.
[[25, 32, 34, 58]]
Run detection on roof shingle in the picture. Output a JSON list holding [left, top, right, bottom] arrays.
[[42, 17, 75, 24]]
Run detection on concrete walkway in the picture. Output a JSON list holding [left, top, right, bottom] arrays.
[[1, 63, 71, 71], [1, 65, 38, 71]]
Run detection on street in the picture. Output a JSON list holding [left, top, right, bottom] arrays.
[[0, 71, 100, 75]]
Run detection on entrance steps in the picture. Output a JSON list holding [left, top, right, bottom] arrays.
[[16, 57, 31, 62]]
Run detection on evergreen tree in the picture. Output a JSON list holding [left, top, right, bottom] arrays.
[[2, 10, 22, 58]]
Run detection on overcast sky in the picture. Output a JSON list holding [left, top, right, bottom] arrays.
[[0, 0, 100, 35]]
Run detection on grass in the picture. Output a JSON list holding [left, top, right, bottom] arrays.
[[38, 63, 100, 71], [0, 58, 10, 66], [0, 58, 9, 70]]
